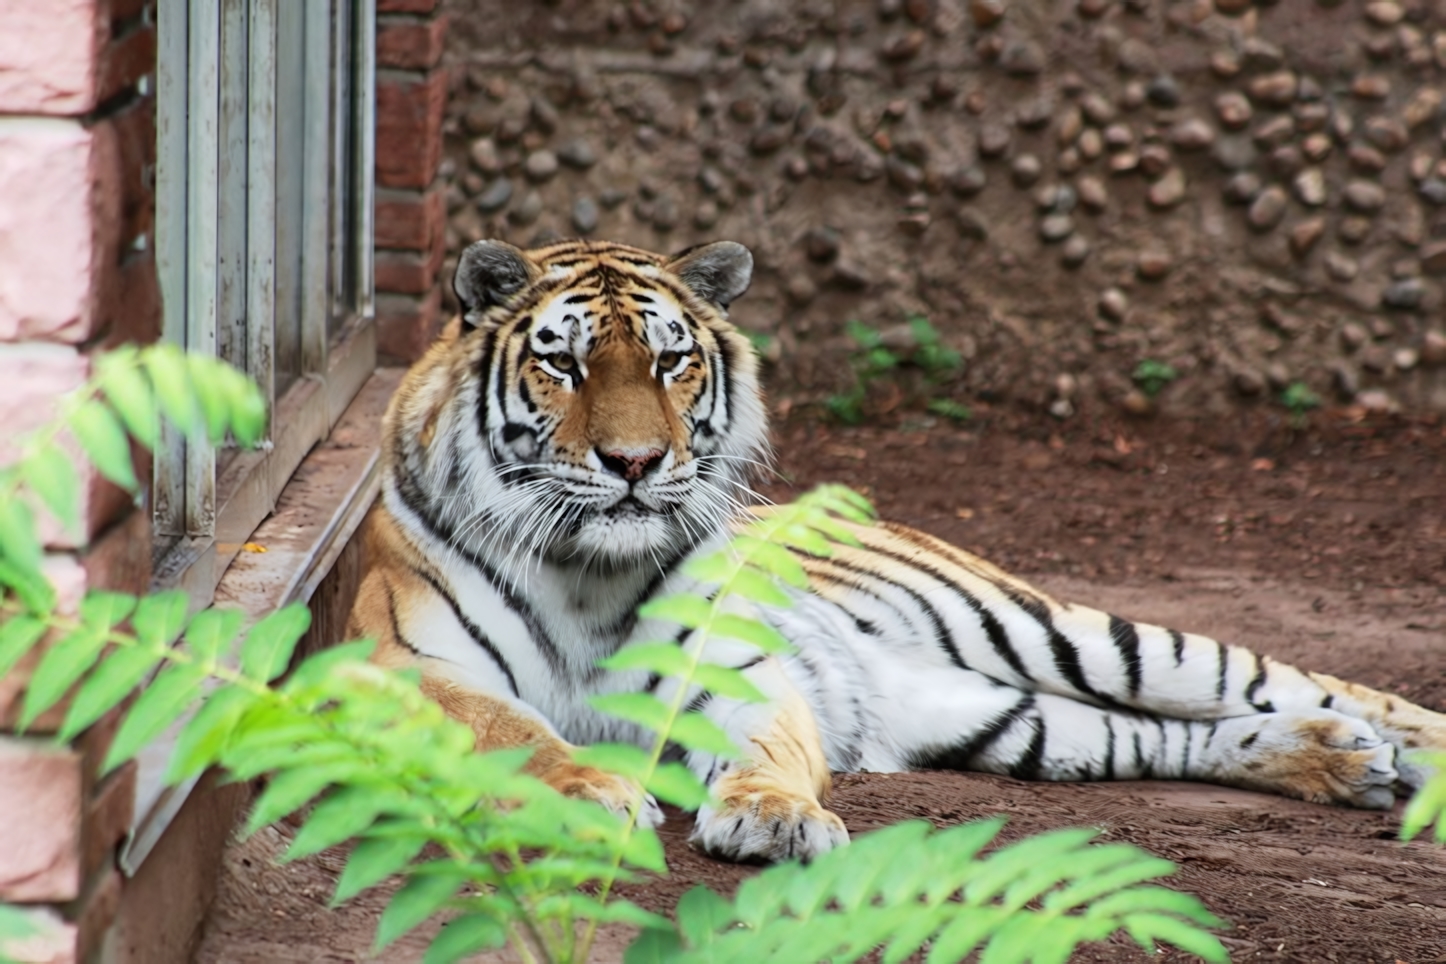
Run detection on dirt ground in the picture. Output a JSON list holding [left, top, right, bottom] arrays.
[[196, 406, 1446, 963]]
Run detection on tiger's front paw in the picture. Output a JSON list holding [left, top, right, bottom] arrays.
[[690, 781, 849, 863], [539, 761, 664, 828]]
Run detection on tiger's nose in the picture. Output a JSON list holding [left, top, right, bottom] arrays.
[[598, 447, 666, 481]]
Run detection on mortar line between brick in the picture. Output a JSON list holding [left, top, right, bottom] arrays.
[[0, 116, 88, 133]]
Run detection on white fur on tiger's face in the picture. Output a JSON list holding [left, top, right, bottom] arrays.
[[348, 238, 1446, 865]]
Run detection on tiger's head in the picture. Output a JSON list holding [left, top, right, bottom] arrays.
[[386, 239, 768, 573]]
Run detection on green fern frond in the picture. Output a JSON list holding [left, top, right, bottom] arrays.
[[639, 819, 1227, 964]]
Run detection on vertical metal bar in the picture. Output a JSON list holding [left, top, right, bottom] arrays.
[[153, 0, 189, 539], [272, 0, 304, 391], [248, 0, 278, 433], [330, 0, 352, 322], [299, 0, 333, 377], [185, 0, 221, 538], [217, 0, 249, 374], [353, 0, 375, 322]]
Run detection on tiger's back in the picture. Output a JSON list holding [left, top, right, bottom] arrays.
[[347, 237, 1446, 863]]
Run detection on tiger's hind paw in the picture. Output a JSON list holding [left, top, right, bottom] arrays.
[[1210, 710, 1398, 810]]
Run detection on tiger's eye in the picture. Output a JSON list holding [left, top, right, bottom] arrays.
[[551, 353, 576, 372], [657, 351, 681, 371]]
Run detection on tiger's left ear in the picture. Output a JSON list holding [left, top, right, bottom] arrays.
[[665, 241, 753, 309]]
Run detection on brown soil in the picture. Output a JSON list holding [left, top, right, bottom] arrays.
[[198, 409, 1446, 963]]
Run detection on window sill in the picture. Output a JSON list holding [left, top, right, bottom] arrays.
[[121, 366, 403, 874]]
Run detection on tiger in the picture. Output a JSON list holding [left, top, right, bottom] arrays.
[[346, 237, 1446, 863]]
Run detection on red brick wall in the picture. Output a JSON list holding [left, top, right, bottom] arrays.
[[376, 0, 450, 363], [0, 0, 156, 960]]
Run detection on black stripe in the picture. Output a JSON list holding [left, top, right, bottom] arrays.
[[871, 530, 1036, 682], [475, 327, 497, 448], [1181, 719, 1193, 775], [1319, 693, 1334, 709], [385, 589, 418, 654], [393, 474, 567, 675], [493, 330, 512, 424], [1007, 590, 1117, 706], [1244, 651, 1274, 711], [594, 547, 692, 645], [1170, 630, 1186, 666], [1107, 615, 1144, 697], [644, 673, 662, 693], [951, 581, 1032, 682], [1239, 731, 1259, 750], [412, 567, 520, 697], [699, 355, 722, 437], [831, 544, 1026, 677], [908, 694, 1036, 771], [713, 337, 736, 431], [815, 555, 967, 672], [1010, 715, 1047, 780], [1215, 640, 1229, 700], [1132, 730, 1145, 774], [1103, 715, 1116, 780], [564, 293, 592, 304]]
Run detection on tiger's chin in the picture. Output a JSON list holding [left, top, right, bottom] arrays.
[[552, 506, 701, 569]]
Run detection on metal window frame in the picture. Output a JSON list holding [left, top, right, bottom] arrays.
[[152, 0, 376, 616], [132, 0, 376, 871]]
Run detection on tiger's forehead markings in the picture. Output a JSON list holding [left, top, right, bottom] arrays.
[[498, 244, 712, 357]]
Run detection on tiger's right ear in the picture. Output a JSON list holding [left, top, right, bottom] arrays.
[[454, 240, 539, 326]]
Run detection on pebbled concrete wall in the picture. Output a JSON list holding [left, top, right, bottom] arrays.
[[436, 0, 1446, 418]]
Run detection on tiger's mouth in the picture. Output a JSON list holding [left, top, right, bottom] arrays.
[[603, 496, 650, 517]]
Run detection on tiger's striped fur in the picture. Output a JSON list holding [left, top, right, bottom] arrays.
[[346, 238, 1446, 863]]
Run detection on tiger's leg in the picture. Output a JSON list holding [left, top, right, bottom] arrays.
[[838, 524, 1445, 792], [896, 676, 1398, 809], [682, 656, 849, 862], [1040, 603, 1445, 791], [350, 567, 662, 825]]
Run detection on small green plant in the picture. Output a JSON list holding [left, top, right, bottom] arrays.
[[1401, 753, 1446, 844], [907, 315, 963, 380], [1131, 359, 1178, 399], [826, 316, 968, 425], [1, 345, 1235, 964], [1280, 380, 1321, 428], [741, 329, 776, 360], [927, 399, 973, 423]]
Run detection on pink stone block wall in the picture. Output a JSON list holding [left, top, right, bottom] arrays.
[[0, 0, 157, 958], [0, 116, 128, 346], [0, 1, 108, 116], [0, 739, 84, 903]]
